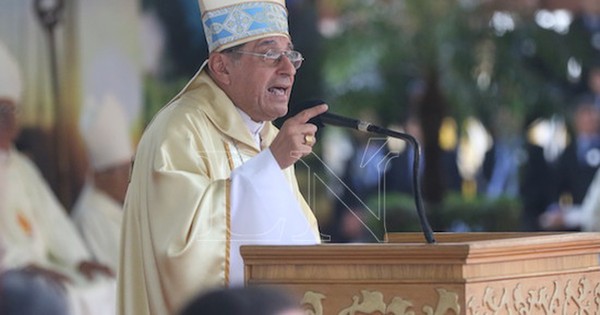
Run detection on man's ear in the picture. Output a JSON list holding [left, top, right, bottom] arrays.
[[208, 53, 231, 85]]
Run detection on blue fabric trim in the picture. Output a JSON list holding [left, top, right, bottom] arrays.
[[202, 2, 288, 52]]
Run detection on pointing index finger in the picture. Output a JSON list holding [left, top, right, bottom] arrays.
[[294, 103, 329, 124]]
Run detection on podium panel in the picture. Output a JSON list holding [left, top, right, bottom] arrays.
[[241, 232, 600, 314]]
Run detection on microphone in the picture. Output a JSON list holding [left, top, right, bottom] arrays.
[[286, 99, 361, 130], [291, 100, 436, 244]]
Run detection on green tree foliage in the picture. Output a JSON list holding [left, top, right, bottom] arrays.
[[320, 0, 591, 127]]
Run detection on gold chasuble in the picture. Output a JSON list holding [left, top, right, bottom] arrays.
[[117, 64, 320, 315]]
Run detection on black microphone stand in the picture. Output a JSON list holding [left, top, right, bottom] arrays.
[[292, 100, 436, 244], [361, 123, 436, 244]]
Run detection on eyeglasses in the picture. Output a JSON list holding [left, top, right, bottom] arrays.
[[233, 49, 304, 70]]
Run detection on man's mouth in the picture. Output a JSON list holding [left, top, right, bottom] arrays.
[[268, 87, 287, 96]]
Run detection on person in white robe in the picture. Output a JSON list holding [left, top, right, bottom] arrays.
[[0, 40, 117, 315], [72, 94, 132, 273], [117, 1, 328, 314]]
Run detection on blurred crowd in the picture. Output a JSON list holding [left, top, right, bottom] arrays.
[[320, 65, 600, 242], [311, 0, 600, 243]]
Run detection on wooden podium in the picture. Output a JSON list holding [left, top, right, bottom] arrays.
[[241, 232, 600, 315]]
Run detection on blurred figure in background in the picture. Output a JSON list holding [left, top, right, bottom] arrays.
[[540, 166, 600, 231], [0, 40, 116, 315], [385, 115, 424, 196], [520, 114, 567, 231], [540, 95, 600, 230], [556, 97, 600, 203], [180, 286, 304, 315], [587, 65, 600, 108], [482, 107, 523, 200], [325, 109, 386, 243], [71, 94, 133, 273]]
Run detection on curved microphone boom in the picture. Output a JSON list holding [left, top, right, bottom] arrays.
[[292, 100, 436, 244]]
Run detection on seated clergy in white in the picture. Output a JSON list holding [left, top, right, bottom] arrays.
[[117, 0, 327, 314], [72, 94, 133, 273], [0, 40, 117, 315]]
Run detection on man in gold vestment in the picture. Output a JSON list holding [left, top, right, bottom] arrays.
[[117, 1, 327, 314]]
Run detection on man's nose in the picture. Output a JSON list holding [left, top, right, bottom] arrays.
[[278, 54, 297, 76]]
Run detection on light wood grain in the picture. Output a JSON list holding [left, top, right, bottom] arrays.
[[242, 232, 600, 314]]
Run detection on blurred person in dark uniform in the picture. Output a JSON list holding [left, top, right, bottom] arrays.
[[556, 97, 600, 206], [540, 96, 600, 230]]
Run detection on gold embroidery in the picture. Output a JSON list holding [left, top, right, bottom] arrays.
[[17, 212, 33, 237], [225, 179, 231, 287], [223, 140, 233, 287], [224, 141, 235, 171]]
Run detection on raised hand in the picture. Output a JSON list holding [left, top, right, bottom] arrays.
[[270, 103, 328, 169]]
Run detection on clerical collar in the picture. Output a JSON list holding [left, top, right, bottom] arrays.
[[235, 107, 265, 148]]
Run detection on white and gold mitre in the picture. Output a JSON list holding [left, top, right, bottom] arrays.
[[198, 0, 289, 53]]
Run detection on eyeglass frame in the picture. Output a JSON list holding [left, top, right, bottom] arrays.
[[228, 49, 304, 70]]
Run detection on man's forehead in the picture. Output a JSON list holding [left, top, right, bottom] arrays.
[[250, 36, 293, 49]]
